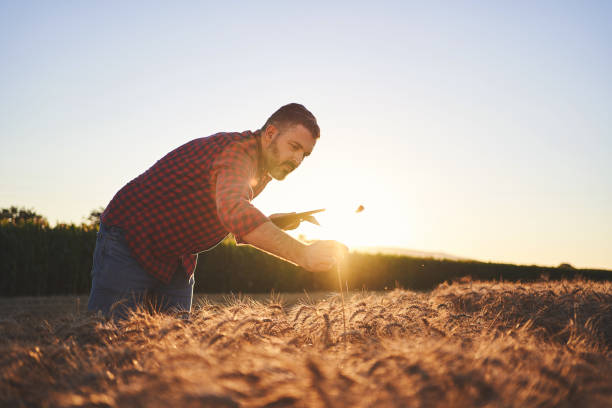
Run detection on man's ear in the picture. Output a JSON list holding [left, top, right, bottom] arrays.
[[262, 124, 277, 147]]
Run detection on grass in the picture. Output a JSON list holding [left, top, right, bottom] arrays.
[[1, 278, 611, 407]]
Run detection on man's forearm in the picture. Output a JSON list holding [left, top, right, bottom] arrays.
[[242, 221, 307, 266]]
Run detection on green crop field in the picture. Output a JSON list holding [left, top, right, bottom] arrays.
[[2, 221, 611, 297]]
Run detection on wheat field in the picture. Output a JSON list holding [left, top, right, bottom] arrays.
[[1, 278, 611, 407]]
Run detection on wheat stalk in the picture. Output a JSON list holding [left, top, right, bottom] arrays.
[[337, 262, 347, 337]]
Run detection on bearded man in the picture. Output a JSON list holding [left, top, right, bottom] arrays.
[[87, 103, 347, 318]]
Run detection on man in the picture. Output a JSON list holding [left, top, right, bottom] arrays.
[[87, 103, 347, 318]]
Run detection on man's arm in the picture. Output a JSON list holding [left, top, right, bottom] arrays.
[[212, 143, 271, 240], [242, 221, 307, 266], [243, 221, 347, 273]]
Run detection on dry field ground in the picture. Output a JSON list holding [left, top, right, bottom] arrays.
[[1, 279, 611, 408]]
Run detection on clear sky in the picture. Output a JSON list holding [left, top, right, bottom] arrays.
[[1, 1, 611, 270]]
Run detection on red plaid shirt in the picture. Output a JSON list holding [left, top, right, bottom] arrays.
[[101, 130, 272, 283]]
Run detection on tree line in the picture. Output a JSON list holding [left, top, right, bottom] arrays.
[[1, 206, 610, 296]]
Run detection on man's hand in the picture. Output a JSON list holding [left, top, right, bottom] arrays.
[[299, 240, 349, 273], [269, 212, 301, 230]]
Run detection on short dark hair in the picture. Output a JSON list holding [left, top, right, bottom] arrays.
[[261, 103, 320, 139]]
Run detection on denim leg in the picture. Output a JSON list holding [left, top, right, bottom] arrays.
[[87, 222, 158, 319], [152, 266, 195, 314]]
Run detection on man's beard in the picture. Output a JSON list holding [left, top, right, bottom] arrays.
[[267, 137, 296, 180]]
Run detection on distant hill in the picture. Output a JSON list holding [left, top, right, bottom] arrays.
[[351, 246, 472, 262]]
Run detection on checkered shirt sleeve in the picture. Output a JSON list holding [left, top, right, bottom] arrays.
[[212, 140, 271, 242]]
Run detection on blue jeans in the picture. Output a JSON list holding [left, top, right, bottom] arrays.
[[87, 222, 194, 319]]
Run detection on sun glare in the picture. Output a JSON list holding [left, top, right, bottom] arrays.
[[287, 203, 374, 249]]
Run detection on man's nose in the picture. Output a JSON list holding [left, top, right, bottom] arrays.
[[293, 152, 304, 166]]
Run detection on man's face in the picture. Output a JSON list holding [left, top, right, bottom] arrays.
[[263, 124, 316, 180]]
